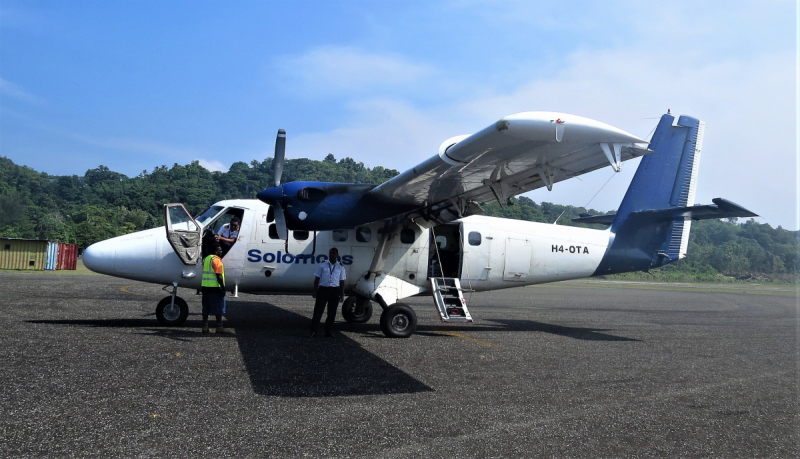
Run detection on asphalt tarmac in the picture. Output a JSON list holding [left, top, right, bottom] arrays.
[[1, 273, 798, 458]]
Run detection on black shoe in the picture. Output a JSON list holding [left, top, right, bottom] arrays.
[[325, 332, 334, 338]]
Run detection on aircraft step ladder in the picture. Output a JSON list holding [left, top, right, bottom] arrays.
[[430, 277, 473, 323]]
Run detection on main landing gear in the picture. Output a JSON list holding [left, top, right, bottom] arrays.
[[342, 296, 418, 338], [155, 283, 189, 326]]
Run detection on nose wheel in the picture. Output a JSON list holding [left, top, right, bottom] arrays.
[[380, 303, 417, 338], [156, 296, 189, 326]]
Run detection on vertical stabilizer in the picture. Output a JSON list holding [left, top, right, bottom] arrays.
[[594, 114, 705, 275]]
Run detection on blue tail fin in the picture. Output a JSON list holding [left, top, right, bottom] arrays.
[[594, 113, 705, 274]]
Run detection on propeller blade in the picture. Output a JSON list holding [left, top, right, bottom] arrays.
[[273, 203, 288, 240], [273, 129, 286, 187]]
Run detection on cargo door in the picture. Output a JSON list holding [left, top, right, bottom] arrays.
[[463, 229, 491, 281], [164, 203, 201, 265], [503, 237, 531, 281]]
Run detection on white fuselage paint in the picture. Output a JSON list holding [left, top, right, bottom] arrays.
[[83, 199, 611, 298]]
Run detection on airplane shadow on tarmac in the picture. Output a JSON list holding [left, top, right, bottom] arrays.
[[28, 300, 435, 398], [28, 300, 636, 397], [224, 300, 434, 397]]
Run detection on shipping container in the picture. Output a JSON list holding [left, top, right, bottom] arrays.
[[56, 243, 78, 270], [0, 238, 48, 270], [45, 241, 58, 270]]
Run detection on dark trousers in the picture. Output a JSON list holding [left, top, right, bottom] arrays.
[[311, 287, 340, 333]]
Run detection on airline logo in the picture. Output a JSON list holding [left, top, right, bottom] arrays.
[[247, 249, 354, 265]]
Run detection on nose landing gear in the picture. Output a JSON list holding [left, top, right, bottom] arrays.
[[155, 283, 189, 326]]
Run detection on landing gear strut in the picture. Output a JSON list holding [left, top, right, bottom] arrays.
[[380, 303, 417, 338], [156, 283, 189, 326]]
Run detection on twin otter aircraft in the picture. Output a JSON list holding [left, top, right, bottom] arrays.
[[83, 111, 756, 338]]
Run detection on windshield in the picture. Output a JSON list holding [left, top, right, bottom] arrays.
[[194, 206, 224, 226]]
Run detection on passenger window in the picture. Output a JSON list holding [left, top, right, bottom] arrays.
[[268, 224, 280, 240], [468, 232, 481, 246], [266, 207, 275, 223], [332, 230, 348, 242], [400, 228, 415, 244], [356, 227, 371, 243], [435, 235, 447, 249], [293, 230, 309, 241]]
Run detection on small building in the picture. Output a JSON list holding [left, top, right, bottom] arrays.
[[0, 238, 78, 271]]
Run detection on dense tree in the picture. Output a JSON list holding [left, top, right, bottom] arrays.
[[0, 155, 796, 281]]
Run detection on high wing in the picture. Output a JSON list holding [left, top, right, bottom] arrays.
[[368, 111, 649, 223], [256, 111, 650, 233]]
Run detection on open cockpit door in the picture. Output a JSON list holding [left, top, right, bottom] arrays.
[[164, 203, 202, 265]]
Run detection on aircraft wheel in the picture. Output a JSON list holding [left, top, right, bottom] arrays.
[[380, 303, 417, 338], [341, 296, 373, 323], [156, 296, 189, 326]]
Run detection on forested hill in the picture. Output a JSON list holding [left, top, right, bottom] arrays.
[[1, 155, 797, 281]]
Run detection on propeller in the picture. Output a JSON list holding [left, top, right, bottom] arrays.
[[273, 129, 285, 186], [256, 129, 289, 240]]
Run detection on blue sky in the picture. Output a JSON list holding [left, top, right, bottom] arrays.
[[1, 0, 796, 229]]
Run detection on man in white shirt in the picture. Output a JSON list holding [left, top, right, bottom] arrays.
[[214, 217, 240, 256], [310, 247, 347, 337]]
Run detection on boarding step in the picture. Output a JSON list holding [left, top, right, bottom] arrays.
[[430, 277, 473, 323]]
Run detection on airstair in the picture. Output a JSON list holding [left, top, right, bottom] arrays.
[[431, 278, 473, 323]]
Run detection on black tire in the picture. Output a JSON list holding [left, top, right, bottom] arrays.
[[380, 303, 417, 338], [156, 296, 189, 326], [341, 296, 374, 323]]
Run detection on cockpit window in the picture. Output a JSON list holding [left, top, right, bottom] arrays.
[[195, 206, 224, 226]]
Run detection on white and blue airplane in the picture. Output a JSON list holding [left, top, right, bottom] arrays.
[[83, 111, 756, 338]]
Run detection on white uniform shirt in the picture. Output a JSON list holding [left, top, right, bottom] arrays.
[[314, 261, 346, 287], [217, 224, 239, 240]]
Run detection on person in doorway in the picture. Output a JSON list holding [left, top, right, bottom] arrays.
[[201, 243, 231, 334], [310, 247, 346, 337], [215, 217, 240, 257]]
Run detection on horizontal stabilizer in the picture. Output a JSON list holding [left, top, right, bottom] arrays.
[[628, 198, 758, 222], [574, 198, 757, 226], [571, 214, 615, 225]]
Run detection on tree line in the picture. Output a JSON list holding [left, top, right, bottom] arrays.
[[0, 155, 796, 281]]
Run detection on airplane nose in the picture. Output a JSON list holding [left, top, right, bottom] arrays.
[[82, 228, 161, 278], [82, 239, 116, 275]]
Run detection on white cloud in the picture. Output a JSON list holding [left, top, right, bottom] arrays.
[[277, 17, 795, 228], [72, 133, 200, 158], [275, 46, 437, 96], [0, 78, 45, 106], [197, 159, 228, 172]]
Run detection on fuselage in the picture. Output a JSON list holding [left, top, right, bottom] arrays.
[[83, 199, 612, 299]]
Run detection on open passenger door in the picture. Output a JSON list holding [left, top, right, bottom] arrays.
[[164, 203, 202, 265]]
